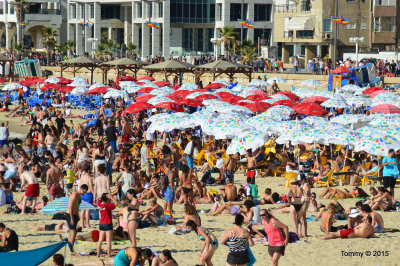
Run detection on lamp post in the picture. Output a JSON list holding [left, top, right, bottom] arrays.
[[210, 37, 222, 60], [349, 37, 365, 67], [87, 38, 98, 57]]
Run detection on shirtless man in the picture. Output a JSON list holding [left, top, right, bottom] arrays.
[[360, 204, 384, 233], [80, 163, 94, 228], [46, 158, 64, 201], [45, 129, 57, 158], [94, 164, 111, 203], [246, 149, 257, 184], [19, 166, 40, 214], [322, 215, 375, 240], [121, 118, 131, 144], [219, 180, 238, 202], [320, 203, 340, 234], [67, 184, 88, 252], [223, 153, 238, 184]]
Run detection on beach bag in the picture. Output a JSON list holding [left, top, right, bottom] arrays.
[[248, 184, 258, 199]]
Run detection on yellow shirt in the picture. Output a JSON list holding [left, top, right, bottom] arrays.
[[66, 169, 75, 184]]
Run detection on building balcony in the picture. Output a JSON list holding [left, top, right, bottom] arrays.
[[374, 6, 396, 17], [26, 8, 61, 15], [373, 31, 396, 44]]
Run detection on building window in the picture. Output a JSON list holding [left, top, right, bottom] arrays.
[[72, 4, 76, 19], [301, 0, 311, 11], [101, 4, 120, 19], [375, 0, 395, 5], [81, 4, 85, 19], [10, 7, 14, 14], [217, 3, 222, 21], [375, 17, 395, 31], [254, 28, 271, 45], [90, 4, 94, 18], [210, 4, 215, 21], [148, 2, 152, 18], [137, 3, 142, 18], [323, 19, 332, 32], [159, 3, 163, 18], [296, 30, 314, 38], [170, 0, 216, 24], [361, 22, 366, 29], [344, 23, 356, 29], [346, 0, 355, 2], [254, 4, 271, 21], [230, 3, 247, 21]]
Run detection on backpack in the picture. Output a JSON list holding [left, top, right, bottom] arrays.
[[157, 173, 169, 191]]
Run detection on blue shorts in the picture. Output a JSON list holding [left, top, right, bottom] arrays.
[[5, 171, 16, 180], [81, 192, 94, 205], [0, 140, 8, 146], [106, 164, 112, 175], [109, 140, 118, 153], [164, 186, 175, 203], [186, 156, 194, 168], [99, 223, 113, 231]]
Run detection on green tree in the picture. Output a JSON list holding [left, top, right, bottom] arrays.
[[65, 40, 76, 56], [219, 27, 238, 59], [125, 43, 138, 58], [240, 46, 257, 65], [41, 27, 58, 65]]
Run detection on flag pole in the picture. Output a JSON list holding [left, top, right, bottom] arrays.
[[333, 0, 339, 68]]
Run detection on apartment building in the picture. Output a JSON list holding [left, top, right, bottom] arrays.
[[273, 0, 400, 63], [0, 0, 67, 51], [67, 0, 274, 58]]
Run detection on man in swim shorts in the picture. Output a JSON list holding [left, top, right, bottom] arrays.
[[19, 166, 39, 214], [322, 215, 374, 240], [67, 184, 88, 251]]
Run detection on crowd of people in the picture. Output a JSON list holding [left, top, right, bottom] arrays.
[[0, 76, 398, 266]]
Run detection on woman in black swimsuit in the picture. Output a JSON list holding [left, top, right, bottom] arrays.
[[287, 180, 306, 238], [180, 164, 195, 206], [126, 188, 140, 247]]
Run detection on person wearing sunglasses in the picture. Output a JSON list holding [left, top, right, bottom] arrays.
[[260, 209, 289, 266]]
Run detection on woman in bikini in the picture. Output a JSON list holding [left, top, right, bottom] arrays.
[[287, 180, 306, 237], [126, 188, 140, 247], [319, 187, 369, 199], [180, 164, 195, 206], [176, 203, 201, 232], [370, 187, 394, 210], [186, 220, 218, 266]]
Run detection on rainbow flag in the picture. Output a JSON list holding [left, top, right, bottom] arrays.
[[79, 21, 87, 26], [245, 20, 255, 28], [331, 16, 350, 25], [18, 22, 26, 28], [86, 21, 94, 27], [146, 21, 161, 29], [164, 210, 175, 221], [238, 19, 246, 26]]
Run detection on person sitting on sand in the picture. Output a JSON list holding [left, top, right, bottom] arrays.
[[313, 200, 347, 221], [36, 222, 82, 234], [320, 203, 346, 234], [318, 187, 369, 199], [0, 222, 18, 252], [360, 204, 384, 233], [159, 249, 178, 266], [322, 215, 375, 240], [139, 198, 164, 226], [219, 180, 238, 202], [114, 247, 147, 266], [260, 188, 278, 204], [369, 187, 394, 211], [176, 203, 201, 232]]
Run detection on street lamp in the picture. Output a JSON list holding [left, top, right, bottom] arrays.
[[87, 38, 98, 57], [210, 37, 222, 60], [349, 37, 365, 67]]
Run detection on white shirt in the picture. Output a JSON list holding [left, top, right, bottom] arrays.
[[184, 141, 194, 156], [215, 158, 224, 169], [0, 188, 6, 206], [0, 127, 7, 140]]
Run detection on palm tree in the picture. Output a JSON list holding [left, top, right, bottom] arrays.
[[41, 27, 58, 65], [11, 0, 28, 45], [65, 40, 76, 57], [125, 43, 138, 58], [240, 46, 257, 65], [219, 27, 238, 60], [96, 43, 106, 58]]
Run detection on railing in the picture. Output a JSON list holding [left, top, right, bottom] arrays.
[[275, 5, 297, 12], [27, 9, 61, 15], [284, 31, 293, 38]]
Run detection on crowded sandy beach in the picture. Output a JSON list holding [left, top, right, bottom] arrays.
[[0, 68, 400, 266]]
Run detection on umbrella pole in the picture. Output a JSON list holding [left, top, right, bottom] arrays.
[[343, 148, 348, 171]]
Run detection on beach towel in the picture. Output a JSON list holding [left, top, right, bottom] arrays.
[[76, 240, 131, 246], [383, 228, 400, 233], [306, 215, 347, 222], [164, 210, 176, 224], [73, 249, 120, 257]]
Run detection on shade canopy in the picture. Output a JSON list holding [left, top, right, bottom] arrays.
[[331, 65, 352, 74], [287, 17, 314, 31], [144, 60, 195, 70], [60, 56, 103, 65], [101, 58, 147, 66]]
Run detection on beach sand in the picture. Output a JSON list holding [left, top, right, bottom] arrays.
[[2, 83, 399, 266]]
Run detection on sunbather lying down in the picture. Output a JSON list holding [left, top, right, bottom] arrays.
[[322, 215, 375, 240], [319, 187, 369, 199]]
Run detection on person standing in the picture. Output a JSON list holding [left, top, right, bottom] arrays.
[[94, 164, 111, 202], [0, 122, 9, 152], [382, 149, 399, 198], [46, 158, 64, 201], [97, 193, 117, 258], [140, 140, 152, 177], [261, 209, 289, 266], [219, 214, 254, 266], [105, 120, 118, 153], [80, 163, 94, 228], [19, 166, 40, 214], [0, 223, 18, 252], [293, 57, 299, 74], [67, 184, 88, 252]]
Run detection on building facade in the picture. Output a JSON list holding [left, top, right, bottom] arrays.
[[67, 0, 274, 59], [273, 0, 400, 63], [0, 0, 68, 51]]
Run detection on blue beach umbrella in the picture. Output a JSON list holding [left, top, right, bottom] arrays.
[[41, 196, 97, 215]]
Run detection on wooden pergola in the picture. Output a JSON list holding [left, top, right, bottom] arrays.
[[60, 56, 103, 84], [100, 58, 148, 84], [143, 60, 195, 82], [194, 60, 253, 83], [0, 54, 14, 77]]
